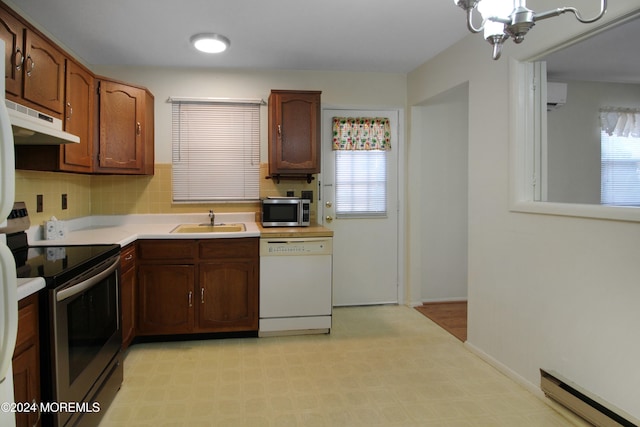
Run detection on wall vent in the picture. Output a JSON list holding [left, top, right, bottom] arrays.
[[540, 369, 639, 427]]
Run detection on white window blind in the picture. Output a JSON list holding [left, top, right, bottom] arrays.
[[171, 100, 260, 202], [335, 150, 387, 217], [601, 130, 640, 206]]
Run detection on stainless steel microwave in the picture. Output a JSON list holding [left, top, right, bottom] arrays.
[[262, 197, 310, 227]]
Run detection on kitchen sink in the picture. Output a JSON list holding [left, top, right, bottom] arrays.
[[171, 223, 246, 233]]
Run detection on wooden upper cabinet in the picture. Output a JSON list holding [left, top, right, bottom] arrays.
[[22, 30, 65, 115], [268, 90, 321, 178], [0, 4, 65, 116], [62, 59, 94, 172], [95, 78, 154, 175], [0, 6, 24, 97]]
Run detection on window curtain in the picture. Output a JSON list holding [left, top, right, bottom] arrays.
[[600, 107, 640, 138], [332, 117, 391, 150]]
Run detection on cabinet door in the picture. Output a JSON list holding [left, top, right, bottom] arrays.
[[62, 60, 94, 172], [120, 266, 135, 349], [23, 30, 65, 114], [137, 264, 194, 335], [269, 90, 321, 174], [0, 7, 24, 97], [98, 80, 145, 172], [12, 346, 40, 427], [13, 294, 40, 427], [198, 261, 258, 332]]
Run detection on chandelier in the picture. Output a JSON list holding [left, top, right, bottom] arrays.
[[454, 0, 608, 60]]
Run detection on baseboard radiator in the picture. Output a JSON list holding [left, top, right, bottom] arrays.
[[540, 369, 639, 427]]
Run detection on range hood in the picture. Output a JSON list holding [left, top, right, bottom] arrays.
[[6, 100, 79, 145]]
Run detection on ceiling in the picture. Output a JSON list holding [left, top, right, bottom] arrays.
[[9, 0, 470, 73]]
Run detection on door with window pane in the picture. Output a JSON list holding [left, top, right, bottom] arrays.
[[322, 110, 399, 306]]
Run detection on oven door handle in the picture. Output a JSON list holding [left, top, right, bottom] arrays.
[[56, 258, 119, 302]]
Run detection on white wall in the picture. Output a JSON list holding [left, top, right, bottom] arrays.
[[411, 83, 469, 302], [547, 80, 640, 204], [408, 2, 640, 420]]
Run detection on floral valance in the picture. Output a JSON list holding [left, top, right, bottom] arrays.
[[600, 107, 640, 137], [332, 117, 391, 150]]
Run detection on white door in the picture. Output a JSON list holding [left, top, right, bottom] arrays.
[[321, 109, 400, 306]]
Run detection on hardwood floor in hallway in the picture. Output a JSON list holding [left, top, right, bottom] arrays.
[[415, 301, 468, 342]]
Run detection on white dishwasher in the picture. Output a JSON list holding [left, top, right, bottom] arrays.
[[259, 237, 332, 336]]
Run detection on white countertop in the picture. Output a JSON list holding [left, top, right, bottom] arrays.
[[17, 277, 46, 300], [17, 212, 260, 300], [28, 212, 261, 247]]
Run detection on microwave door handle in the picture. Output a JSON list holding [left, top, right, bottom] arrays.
[[56, 258, 119, 302]]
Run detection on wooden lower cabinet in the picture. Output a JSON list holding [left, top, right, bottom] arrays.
[[120, 243, 137, 350], [12, 293, 41, 427], [198, 260, 258, 331], [137, 264, 195, 335], [136, 238, 258, 336]]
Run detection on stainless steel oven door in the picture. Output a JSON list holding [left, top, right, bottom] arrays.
[[51, 254, 121, 426]]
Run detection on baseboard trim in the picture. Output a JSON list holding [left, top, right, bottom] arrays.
[[464, 342, 592, 426], [421, 297, 468, 304]]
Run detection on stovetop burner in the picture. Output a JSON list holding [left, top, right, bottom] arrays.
[[12, 243, 121, 285], [4, 202, 120, 287]]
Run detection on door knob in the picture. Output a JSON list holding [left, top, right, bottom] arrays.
[[325, 216, 333, 223]]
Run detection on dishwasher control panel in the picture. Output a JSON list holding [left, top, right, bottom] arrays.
[[260, 238, 332, 256]]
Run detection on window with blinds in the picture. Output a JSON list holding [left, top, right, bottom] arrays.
[[335, 150, 387, 217], [171, 100, 260, 202], [601, 130, 640, 206]]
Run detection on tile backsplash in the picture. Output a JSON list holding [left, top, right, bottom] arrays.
[[15, 163, 318, 226]]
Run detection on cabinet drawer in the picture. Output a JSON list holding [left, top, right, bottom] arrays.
[[14, 294, 38, 356], [138, 240, 197, 261], [199, 238, 258, 259], [120, 243, 136, 272]]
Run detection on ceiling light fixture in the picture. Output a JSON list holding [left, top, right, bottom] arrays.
[[190, 33, 230, 54], [453, 0, 607, 60]]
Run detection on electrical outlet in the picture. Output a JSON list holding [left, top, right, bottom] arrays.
[[286, 190, 295, 197], [301, 190, 313, 203], [37, 194, 43, 212], [62, 194, 68, 210]]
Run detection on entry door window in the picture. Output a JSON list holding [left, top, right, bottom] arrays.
[[333, 117, 391, 218], [335, 151, 387, 217]]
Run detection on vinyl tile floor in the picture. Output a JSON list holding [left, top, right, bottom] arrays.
[[99, 305, 588, 427]]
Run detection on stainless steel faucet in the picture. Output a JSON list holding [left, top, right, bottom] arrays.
[[209, 210, 215, 226]]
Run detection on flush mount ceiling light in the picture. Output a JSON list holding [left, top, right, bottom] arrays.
[[190, 33, 230, 54], [453, 0, 607, 60]]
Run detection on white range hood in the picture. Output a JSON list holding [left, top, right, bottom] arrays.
[[7, 100, 79, 145]]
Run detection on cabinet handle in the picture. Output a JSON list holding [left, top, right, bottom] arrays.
[[124, 254, 133, 261], [188, 291, 193, 307], [66, 102, 73, 121], [277, 124, 281, 136], [25, 55, 34, 77], [136, 122, 141, 136], [201, 287, 205, 304], [14, 48, 24, 71]]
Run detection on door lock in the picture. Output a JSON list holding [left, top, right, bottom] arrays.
[[325, 201, 332, 208], [325, 216, 333, 223]]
